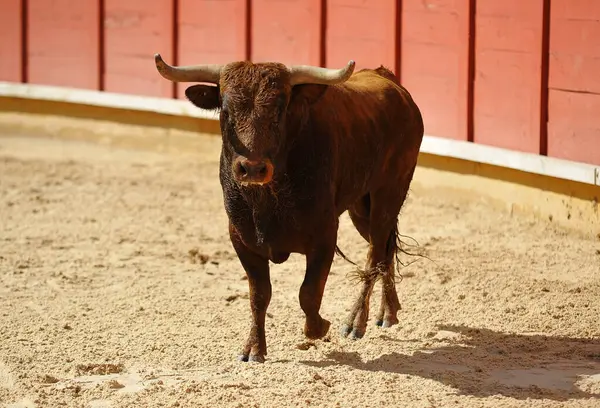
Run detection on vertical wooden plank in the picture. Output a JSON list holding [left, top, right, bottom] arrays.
[[252, 0, 321, 66], [27, 0, 100, 89], [401, 0, 472, 141], [176, 0, 247, 99], [547, 0, 600, 165], [326, 0, 397, 71], [473, 0, 545, 153], [104, 0, 174, 98], [99, 0, 105, 91], [0, 0, 23, 82]]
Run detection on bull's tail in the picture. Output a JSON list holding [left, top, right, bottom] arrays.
[[339, 219, 431, 284], [389, 221, 431, 280], [335, 245, 358, 267]]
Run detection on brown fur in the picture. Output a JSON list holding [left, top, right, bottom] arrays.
[[184, 62, 424, 362]]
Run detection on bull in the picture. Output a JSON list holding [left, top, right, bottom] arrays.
[[154, 54, 424, 362]]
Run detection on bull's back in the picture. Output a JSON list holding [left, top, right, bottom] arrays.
[[373, 66, 400, 85], [310, 69, 423, 205], [322, 68, 422, 149]]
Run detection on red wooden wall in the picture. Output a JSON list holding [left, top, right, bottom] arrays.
[[401, 0, 472, 141], [177, 0, 247, 100], [27, 0, 100, 89], [326, 0, 397, 72], [104, 0, 174, 98], [0, 0, 599, 166], [473, 1, 546, 154], [548, 0, 600, 165], [0, 0, 23, 83], [252, 0, 321, 66]]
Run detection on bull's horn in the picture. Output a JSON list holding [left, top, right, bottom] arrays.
[[288, 60, 355, 86], [154, 53, 222, 84]]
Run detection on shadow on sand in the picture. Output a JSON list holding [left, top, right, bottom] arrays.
[[302, 325, 600, 401]]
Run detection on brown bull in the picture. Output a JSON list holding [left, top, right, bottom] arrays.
[[154, 54, 424, 362]]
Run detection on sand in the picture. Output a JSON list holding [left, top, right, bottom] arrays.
[[0, 133, 599, 408]]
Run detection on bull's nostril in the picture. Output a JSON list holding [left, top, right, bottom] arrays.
[[234, 158, 273, 184], [257, 164, 267, 177], [236, 162, 248, 177]]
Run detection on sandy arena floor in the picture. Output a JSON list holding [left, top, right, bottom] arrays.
[[0, 133, 599, 408]]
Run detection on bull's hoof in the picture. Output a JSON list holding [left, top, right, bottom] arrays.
[[350, 329, 365, 339], [375, 316, 399, 328], [340, 324, 352, 338], [305, 318, 331, 340], [237, 353, 265, 363], [340, 324, 365, 340]]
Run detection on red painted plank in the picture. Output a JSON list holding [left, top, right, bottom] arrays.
[[104, 0, 174, 98], [550, 20, 600, 59], [550, 0, 600, 20], [326, 0, 396, 71], [473, 0, 545, 153], [548, 90, 600, 166], [0, 0, 22, 82], [549, 52, 600, 95], [401, 0, 471, 141], [403, 0, 465, 14], [252, 0, 321, 66], [549, 0, 600, 93], [27, 0, 100, 89], [177, 0, 247, 99], [547, 0, 600, 165]]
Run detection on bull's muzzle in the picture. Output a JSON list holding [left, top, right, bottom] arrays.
[[233, 157, 274, 186]]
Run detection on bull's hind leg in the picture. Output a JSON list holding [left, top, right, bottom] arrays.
[[374, 173, 415, 329], [342, 190, 400, 339], [375, 224, 401, 328]]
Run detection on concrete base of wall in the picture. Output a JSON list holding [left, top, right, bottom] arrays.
[[0, 96, 220, 153], [414, 155, 599, 239], [1, 96, 599, 239]]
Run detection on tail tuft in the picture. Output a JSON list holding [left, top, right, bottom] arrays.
[[337, 220, 432, 284]]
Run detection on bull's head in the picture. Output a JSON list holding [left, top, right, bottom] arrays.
[[154, 54, 355, 186]]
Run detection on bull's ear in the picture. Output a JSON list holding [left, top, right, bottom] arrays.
[[291, 84, 328, 106], [185, 85, 221, 110]]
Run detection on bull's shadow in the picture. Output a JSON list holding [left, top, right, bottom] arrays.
[[301, 325, 600, 401]]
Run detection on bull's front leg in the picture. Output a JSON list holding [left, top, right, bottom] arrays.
[[229, 224, 271, 363], [299, 236, 336, 340]]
